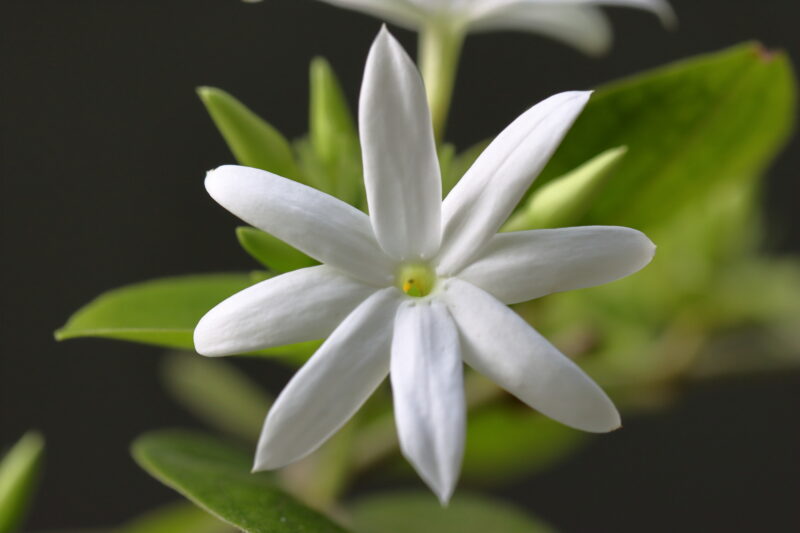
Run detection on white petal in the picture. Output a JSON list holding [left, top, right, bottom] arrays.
[[391, 300, 464, 504], [571, 0, 676, 27], [442, 278, 620, 432], [316, 0, 424, 29], [194, 266, 377, 356], [254, 287, 401, 470], [360, 28, 442, 261], [205, 165, 395, 286], [458, 226, 656, 304], [470, 3, 613, 55], [437, 91, 591, 275]]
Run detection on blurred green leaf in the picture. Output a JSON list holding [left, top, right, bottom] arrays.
[[236, 226, 318, 273], [538, 42, 796, 229], [461, 405, 587, 484], [55, 273, 256, 349], [132, 430, 348, 533], [504, 146, 627, 232], [441, 140, 489, 196], [350, 492, 555, 533], [0, 432, 44, 533], [161, 353, 272, 442], [56, 273, 317, 362], [309, 57, 362, 203], [116, 502, 231, 533], [198, 87, 301, 180]]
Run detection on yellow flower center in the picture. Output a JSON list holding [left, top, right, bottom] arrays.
[[396, 263, 437, 297]]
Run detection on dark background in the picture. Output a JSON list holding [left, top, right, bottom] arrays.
[[3, 1, 799, 531]]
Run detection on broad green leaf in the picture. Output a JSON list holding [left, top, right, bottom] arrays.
[[461, 405, 587, 484], [350, 492, 555, 533], [132, 430, 348, 533], [116, 502, 231, 533], [503, 146, 627, 231], [538, 42, 796, 229], [161, 353, 272, 442], [56, 273, 318, 362], [198, 87, 301, 180], [0, 432, 44, 533], [56, 273, 257, 349], [236, 226, 318, 273]]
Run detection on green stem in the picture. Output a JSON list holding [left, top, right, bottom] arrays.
[[418, 21, 466, 142]]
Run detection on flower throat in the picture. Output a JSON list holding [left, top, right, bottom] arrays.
[[396, 263, 437, 297]]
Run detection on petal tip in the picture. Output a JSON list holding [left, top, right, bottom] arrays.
[[436, 479, 458, 506], [253, 445, 285, 472], [588, 406, 622, 434], [374, 24, 395, 46], [192, 314, 232, 357]]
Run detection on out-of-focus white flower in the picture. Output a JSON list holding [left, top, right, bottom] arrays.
[[194, 28, 655, 503], [317, 0, 675, 55]]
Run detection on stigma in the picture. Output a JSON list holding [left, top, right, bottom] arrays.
[[396, 263, 437, 297]]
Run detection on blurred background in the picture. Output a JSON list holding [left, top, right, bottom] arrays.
[[2, 0, 799, 531]]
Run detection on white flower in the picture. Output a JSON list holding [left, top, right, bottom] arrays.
[[316, 0, 676, 55], [194, 28, 655, 503]]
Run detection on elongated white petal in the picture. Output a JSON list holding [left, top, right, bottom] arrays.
[[442, 278, 620, 432], [316, 0, 424, 29], [206, 165, 395, 286], [572, 0, 676, 27], [360, 28, 442, 261], [194, 266, 376, 356], [470, 4, 612, 55], [391, 300, 464, 504], [254, 287, 401, 470], [458, 226, 655, 304], [437, 91, 591, 275]]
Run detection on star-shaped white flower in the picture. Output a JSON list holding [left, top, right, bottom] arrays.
[[194, 28, 655, 503], [316, 0, 675, 55]]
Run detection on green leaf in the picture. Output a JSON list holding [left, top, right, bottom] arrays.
[[132, 430, 348, 533], [116, 502, 231, 533], [55, 273, 257, 349], [236, 226, 318, 273], [503, 146, 627, 231], [308, 58, 363, 204], [309, 58, 358, 168], [538, 42, 796, 228], [56, 273, 318, 362], [350, 492, 555, 533], [198, 87, 301, 180], [461, 405, 586, 484], [441, 140, 489, 196], [0, 432, 44, 533], [161, 353, 272, 442]]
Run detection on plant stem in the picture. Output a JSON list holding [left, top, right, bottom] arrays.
[[418, 20, 466, 142]]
